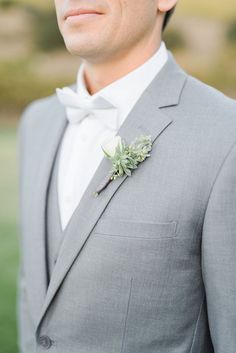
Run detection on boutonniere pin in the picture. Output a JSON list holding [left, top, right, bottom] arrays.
[[92, 134, 153, 197]]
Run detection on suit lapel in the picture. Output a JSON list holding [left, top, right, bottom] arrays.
[[35, 51, 187, 331]]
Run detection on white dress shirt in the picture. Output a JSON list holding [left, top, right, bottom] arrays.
[[57, 41, 168, 231]]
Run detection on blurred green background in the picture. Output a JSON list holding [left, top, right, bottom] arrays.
[[0, 0, 236, 352]]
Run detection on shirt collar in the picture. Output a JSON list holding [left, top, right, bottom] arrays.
[[76, 41, 168, 124]]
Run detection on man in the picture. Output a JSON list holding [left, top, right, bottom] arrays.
[[16, 0, 236, 352]]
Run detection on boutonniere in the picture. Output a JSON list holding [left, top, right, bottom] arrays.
[[92, 134, 153, 197]]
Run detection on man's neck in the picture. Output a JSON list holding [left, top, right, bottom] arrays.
[[82, 36, 162, 95]]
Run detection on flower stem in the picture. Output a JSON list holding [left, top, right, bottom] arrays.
[[92, 172, 114, 197]]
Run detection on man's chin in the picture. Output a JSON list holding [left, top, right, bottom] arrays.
[[66, 45, 96, 59], [64, 42, 99, 58]]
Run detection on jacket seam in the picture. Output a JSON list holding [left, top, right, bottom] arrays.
[[189, 293, 205, 353], [201, 137, 236, 223], [121, 277, 133, 353]]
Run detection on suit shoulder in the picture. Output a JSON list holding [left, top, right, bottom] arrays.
[[181, 74, 236, 119], [174, 73, 236, 154], [17, 92, 60, 138], [20, 93, 58, 125]]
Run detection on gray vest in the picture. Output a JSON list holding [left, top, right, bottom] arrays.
[[46, 144, 65, 284]]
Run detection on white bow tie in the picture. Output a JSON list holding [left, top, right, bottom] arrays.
[[56, 87, 118, 131]]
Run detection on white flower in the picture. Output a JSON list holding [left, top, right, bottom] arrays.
[[101, 135, 122, 158]]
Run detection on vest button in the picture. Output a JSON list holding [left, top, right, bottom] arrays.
[[38, 335, 53, 349]]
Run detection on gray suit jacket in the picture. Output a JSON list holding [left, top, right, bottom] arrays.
[[16, 50, 236, 353]]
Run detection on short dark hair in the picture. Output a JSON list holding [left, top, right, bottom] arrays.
[[162, 6, 176, 31]]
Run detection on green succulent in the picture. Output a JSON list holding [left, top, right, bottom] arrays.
[[93, 134, 153, 197], [109, 135, 152, 180]]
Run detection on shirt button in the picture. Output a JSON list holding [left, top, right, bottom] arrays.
[[37, 335, 53, 349]]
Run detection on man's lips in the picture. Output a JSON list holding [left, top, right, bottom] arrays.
[[64, 9, 103, 20]]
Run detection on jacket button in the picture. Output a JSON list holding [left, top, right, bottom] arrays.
[[38, 335, 53, 349]]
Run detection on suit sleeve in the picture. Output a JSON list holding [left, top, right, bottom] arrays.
[[201, 140, 236, 353], [16, 105, 36, 353]]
